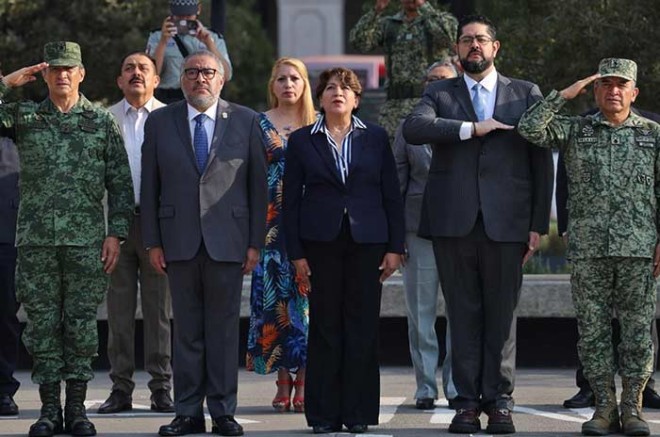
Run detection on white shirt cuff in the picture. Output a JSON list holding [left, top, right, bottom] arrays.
[[459, 122, 474, 140]]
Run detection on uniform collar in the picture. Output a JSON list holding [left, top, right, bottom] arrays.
[[39, 93, 94, 114]]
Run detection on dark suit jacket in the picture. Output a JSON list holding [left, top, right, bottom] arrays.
[[402, 74, 554, 242], [141, 98, 268, 262], [282, 121, 405, 260], [556, 107, 660, 235], [0, 137, 19, 244]]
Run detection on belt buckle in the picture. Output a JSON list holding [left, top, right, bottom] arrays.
[[133, 206, 140, 216]]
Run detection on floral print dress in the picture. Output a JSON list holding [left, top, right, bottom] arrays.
[[246, 113, 309, 374]]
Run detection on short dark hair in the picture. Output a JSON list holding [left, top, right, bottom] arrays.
[[315, 67, 363, 101], [456, 14, 497, 42], [119, 52, 157, 74]]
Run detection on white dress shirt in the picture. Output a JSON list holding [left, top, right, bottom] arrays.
[[120, 97, 158, 205], [187, 102, 217, 153], [459, 68, 499, 140]]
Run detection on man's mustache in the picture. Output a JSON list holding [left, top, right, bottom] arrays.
[[129, 75, 144, 84]]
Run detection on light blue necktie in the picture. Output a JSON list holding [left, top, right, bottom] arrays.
[[193, 114, 209, 172], [472, 83, 486, 121]]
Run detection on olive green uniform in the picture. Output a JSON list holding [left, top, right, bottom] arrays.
[[518, 89, 660, 384], [349, 2, 457, 142], [0, 83, 133, 384]]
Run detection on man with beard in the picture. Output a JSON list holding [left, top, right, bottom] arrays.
[[350, 0, 457, 143], [403, 15, 553, 434], [97, 52, 173, 415], [141, 50, 267, 436]]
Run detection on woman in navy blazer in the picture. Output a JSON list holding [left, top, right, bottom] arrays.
[[282, 67, 405, 434]]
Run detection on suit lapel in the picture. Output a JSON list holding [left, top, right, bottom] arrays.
[[453, 79, 478, 121], [173, 102, 198, 172], [310, 131, 344, 187], [347, 127, 366, 178], [205, 99, 231, 173], [493, 74, 513, 120]]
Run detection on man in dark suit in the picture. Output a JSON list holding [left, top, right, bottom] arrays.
[[556, 107, 660, 410], [403, 15, 554, 434], [141, 50, 267, 437], [0, 136, 19, 416]]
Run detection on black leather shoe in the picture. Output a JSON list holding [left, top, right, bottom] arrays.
[[347, 424, 368, 433], [485, 408, 516, 434], [448, 408, 481, 434], [151, 389, 175, 413], [0, 394, 18, 416], [416, 398, 435, 410], [312, 424, 341, 434], [562, 387, 594, 409], [643, 387, 660, 409], [97, 389, 132, 414], [211, 416, 243, 436], [158, 416, 206, 436]]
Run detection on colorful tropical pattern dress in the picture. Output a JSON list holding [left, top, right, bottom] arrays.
[[246, 113, 309, 374]]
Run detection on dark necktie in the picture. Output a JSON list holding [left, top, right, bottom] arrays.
[[194, 113, 209, 172]]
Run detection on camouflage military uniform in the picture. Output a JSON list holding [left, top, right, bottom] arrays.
[[518, 89, 660, 384], [0, 84, 133, 384], [349, 2, 457, 142]]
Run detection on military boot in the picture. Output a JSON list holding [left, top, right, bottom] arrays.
[[64, 379, 96, 436], [29, 382, 63, 437], [581, 377, 620, 436], [620, 377, 650, 436]]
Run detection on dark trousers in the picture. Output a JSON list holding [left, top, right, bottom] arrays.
[[303, 219, 386, 427], [575, 319, 658, 390], [107, 216, 172, 395], [0, 243, 19, 396], [432, 219, 525, 411], [167, 245, 242, 419]]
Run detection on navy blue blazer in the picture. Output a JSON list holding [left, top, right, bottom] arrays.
[[282, 121, 405, 260]]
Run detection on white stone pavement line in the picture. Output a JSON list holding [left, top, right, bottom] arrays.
[[378, 397, 407, 424], [514, 406, 585, 423], [84, 400, 259, 424]]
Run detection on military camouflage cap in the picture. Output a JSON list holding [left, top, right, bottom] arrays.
[[170, 0, 199, 16], [43, 41, 82, 67], [598, 58, 637, 82]]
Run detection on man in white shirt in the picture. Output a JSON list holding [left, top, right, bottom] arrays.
[[98, 52, 173, 414]]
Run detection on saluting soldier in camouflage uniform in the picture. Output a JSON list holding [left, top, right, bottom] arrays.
[[518, 58, 660, 437], [349, 0, 457, 143], [0, 42, 133, 437]]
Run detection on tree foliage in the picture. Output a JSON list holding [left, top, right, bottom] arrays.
[[479, 0, 660, 112], [0, 0, 273, 108]]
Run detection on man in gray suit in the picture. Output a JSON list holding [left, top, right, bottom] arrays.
[[98, 52, 173, 415], [141, 50, 267, 437], [403, 15, 553, 434], [394, 59, 458, 411]]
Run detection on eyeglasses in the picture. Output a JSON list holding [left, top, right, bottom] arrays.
[[458, 35, 494, 46], [183, 68, 218, 80]]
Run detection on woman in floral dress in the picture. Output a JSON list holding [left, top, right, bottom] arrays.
[[246, 57, 317, 413]]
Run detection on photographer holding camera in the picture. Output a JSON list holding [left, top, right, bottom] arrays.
[[147, 0, 232, 103]]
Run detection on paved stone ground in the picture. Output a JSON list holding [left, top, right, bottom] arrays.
[[2, 368, 660, 436]]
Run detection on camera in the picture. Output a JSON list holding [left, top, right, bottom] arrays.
[[175, 19, 198, 36]]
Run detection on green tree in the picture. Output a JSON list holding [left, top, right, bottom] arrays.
[[0, 0, 273, 109], [479, 0, 660, 112]]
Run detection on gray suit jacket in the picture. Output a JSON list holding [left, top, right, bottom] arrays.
[[393, 122, 432, 233], [403, 73, 553, 242], [140, 98, 268, 262], [0, 137, 19, 244]]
